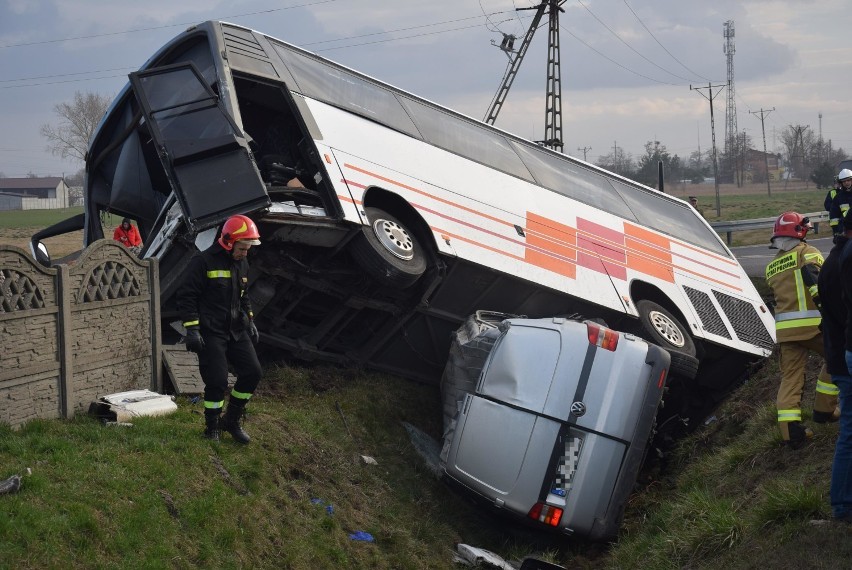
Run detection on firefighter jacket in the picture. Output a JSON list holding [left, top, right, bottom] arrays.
[[829, 188, 852, 233], [113, 224, 142, 247], [766, 241, 824, 343], [176, 243, 253, 339]]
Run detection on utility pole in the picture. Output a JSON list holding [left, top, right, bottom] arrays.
[[749, 107, 774, 196], [612, 141, 619, 173], [577, 146, 591, 161], [691, 82, 726, 217], [542, 0, 565, 152], [484, 0, 566, 152]]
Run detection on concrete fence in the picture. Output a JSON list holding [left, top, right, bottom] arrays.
[[0, 240, 161, 428]]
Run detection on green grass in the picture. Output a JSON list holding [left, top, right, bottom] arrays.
[[0, 207, 84, 229], [1, 366, 589, 569], [699, 188, 826, 222], [3, 348, 850, 569]]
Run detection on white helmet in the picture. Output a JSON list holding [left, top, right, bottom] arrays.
[[839, 168, 852, 182]]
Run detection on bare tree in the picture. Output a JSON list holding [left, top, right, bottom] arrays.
[[780, 125, 815, 181], [40, 91, 111, 163]]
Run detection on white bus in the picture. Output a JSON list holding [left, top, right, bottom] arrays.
[[33, 20, 775, 432]]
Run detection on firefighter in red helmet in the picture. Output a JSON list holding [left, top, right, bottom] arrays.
[[765, 212, 839, 448], [176, 214, 263, 443]]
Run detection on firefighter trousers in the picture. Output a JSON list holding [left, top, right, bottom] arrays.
[[197, 329, 262, 405], [777, 335, 838, 440]]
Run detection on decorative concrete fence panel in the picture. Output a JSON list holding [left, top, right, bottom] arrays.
[[0, 240, 161, 428], [0, 245, 62, 426]]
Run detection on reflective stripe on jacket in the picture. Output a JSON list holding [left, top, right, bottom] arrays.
[[766, 242, 823, 342], [176, 244, 252, 337]]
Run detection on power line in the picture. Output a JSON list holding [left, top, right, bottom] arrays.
[[559, 25, 681, 86], [575, 0, 695, 83], [0, 0, 344, 50], [621, 0, 711, 82], [312, 22, 489, 53], [1, 12, 512, 88], [305, 12, 511, 47]]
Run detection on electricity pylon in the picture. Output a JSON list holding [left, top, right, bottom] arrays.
[[484, 0, 566, 153]]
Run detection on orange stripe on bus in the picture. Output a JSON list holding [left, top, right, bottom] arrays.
[[341, 165, 744, 290], [431, 227, 525, 262], [344, 163, 512, 228], [526, 213, 577, 278], [624, 224, 675, 283]]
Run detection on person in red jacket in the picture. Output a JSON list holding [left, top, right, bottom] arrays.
[[113, 218, 142, 248]]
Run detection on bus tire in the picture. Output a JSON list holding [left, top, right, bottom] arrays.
[[636, 300, 696, 357], [667, 350, 699, 380], [351, 207, 427, 288]]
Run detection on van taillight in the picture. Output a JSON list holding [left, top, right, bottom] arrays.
[[587, 322, 619, 351], [528, 502, 563, 527]]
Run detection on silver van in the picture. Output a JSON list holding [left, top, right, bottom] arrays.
[[440, 316, 670, 541]]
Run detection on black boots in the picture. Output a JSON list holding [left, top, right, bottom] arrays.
[[220, 399, 251, 445], [814, 410, 840, 424], [203, 410, 221, 442], [784, 421, 814, 449]]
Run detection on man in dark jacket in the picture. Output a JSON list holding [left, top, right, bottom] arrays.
[[176, 214, 263, 444], [834, 213, 852, 521]]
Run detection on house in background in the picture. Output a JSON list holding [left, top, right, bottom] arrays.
[[0, 177, 70, 211]]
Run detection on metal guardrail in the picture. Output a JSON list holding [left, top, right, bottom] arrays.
[[711, 211, 830, 245]]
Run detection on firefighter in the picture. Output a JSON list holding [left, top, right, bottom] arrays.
[[176, 214, 263, 444], [765, 211, 838, 448], [829, 169, 852, 239]]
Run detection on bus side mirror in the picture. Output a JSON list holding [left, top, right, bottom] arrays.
[[30, 241, 51, 267]]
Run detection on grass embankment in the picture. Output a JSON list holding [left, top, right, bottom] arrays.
[[1, 350, 849, 569]]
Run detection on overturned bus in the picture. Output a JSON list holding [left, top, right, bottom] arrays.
[[32, 20, 775, 436]]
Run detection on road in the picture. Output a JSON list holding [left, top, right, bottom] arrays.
[[732, 235, 834, 278]]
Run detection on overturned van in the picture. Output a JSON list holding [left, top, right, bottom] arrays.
[[440, 316, 669, 541], [32, 21, 773, 436]]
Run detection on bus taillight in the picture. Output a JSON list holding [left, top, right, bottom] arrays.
[[528, 502, 563, 527], [587, 322, 619, 351]]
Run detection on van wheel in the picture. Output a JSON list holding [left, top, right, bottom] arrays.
[[636, 300, 696, 357], [351, 207, 427, 288]]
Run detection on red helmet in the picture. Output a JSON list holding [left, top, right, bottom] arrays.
[[218, 214, 261, 251], [771, 211, 811, 240]]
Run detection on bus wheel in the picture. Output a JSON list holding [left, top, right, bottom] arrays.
[[351, 207, 427, 288], [667, 350, 700, 380], [636, 300, 696, 357]]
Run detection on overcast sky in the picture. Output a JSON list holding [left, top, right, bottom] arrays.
[[1, 0, 850, 179]]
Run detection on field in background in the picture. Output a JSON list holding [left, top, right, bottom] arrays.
[[0, 207, 120, 260]]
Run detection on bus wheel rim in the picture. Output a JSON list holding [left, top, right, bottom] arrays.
[[372, 218, 414, 260], [648, 310, 685, 348]]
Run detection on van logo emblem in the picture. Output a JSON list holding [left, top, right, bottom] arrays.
[[570, 402, 586, 417]]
